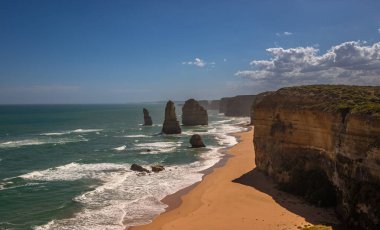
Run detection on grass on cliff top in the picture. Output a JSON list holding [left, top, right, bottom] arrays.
[[279, 85, 380, 115], [300, 225, 333, 230]]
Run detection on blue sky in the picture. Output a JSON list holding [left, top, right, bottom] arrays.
[[1, 0, 380, 104]]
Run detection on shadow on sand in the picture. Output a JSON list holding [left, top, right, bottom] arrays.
[[232, 168, 347, 230]]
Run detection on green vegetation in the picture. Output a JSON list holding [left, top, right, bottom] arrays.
[[300, 225, 333, 230], [279, 85, 380, 115]]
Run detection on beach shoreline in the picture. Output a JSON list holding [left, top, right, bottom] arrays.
[[129, 126, 340, 230], [126, 125, 249, 229]]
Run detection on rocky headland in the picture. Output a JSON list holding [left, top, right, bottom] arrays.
[[252, 85, 380, 229], [182, 99, 208, 126], [162, 100, 181, 134], [219, 95, 256, 117]]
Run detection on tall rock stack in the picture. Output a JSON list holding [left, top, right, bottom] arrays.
[[143, 108, 153, 126], [182, 99, 208, 126], [162, 100, 181, 134]]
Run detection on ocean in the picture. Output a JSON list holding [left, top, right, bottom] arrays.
[[0, 104, 248, 230]]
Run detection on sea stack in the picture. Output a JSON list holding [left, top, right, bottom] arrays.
[[189, 134, 205, 148], [143, 108, 153, 126], [162, 100, 181, 134], [182, 99, 208, 126]]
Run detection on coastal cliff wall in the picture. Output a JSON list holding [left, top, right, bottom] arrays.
[[252, 85, 380, 229], [219, 95, 256, 117]]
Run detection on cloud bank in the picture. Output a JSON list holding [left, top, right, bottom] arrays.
[[235, 41, 380, 89]]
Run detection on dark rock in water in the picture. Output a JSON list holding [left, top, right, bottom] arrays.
[[151, 165, 165, 172], [190, 134, 206, 148], [143, 108, 153, 126], [182, 99, 208, 126], [130, 163, 150, 173], [162, 100, 181, 134]]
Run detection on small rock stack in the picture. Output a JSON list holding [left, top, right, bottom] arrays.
[[143, 108, 153, 126]]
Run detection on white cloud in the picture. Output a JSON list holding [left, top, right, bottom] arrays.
[[276, 31, 293, 37], [378, 28, 380, 34], [235, 41, 380, 87], [182, 58, 206, 67]]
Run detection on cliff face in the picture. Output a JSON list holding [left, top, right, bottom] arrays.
[[253, 85, 380, 229], [250, 92, 273, 124], [182, 99, 208, 126], [219, 95, 256, 117]]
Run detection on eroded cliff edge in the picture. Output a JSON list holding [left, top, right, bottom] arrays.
[[252, 85, 380, 229]]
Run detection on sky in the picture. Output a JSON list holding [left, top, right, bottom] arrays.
[[1, 0, 380, 104]]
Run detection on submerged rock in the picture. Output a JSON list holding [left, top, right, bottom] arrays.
[[162, 100, 181, 134], [182, 99, 208, 126], [151, 165, 165, 172], [130, 163, 150, 173], [143, 108, 153, 126], [190, 134, 206, 148]]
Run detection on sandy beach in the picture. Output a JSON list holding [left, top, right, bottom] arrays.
[[130, 127, 339, 230]]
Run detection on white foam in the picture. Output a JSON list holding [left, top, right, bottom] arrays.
[[32, 117, 248, 230], [32, 161, 215, 230], [113, 145, 127, 151], [40, 129, 102, 136], [72, 129, 103, 133], [124, 135, 148, 138], [40, 132, 69, 136], [19, 162, 127, 181], [0, 137, 87, 149], [134, 141, 181, 154]]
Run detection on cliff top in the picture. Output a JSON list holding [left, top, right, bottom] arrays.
[[262, 85, 380, 115]]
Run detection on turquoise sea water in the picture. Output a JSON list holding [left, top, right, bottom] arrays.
[[0, 104, 248, 230]]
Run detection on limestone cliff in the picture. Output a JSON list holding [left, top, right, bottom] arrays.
[[219, 95, 256, 117], [162, 100, 181, 134], [209, 100, 220, 110], [250, 92, 273, 124], [252, 85, 380, 229], [182, 99, 208, 126]]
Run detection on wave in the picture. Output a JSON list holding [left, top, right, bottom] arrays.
[[40, 132, 70, 136], [31, 156, 223, 230], [113, 145, 127, 151], [40, 129, 103, 136], [134, 141, 182, 154], [0, 138, 87, 149], [124, 134, 148, 138], [72, 129, 103, 133], [30, 117, 249, 230]]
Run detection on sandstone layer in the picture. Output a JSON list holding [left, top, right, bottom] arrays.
[[252, 85, 380, 229], [182, 99, 208, 126], [162, 100, 181, 134]]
